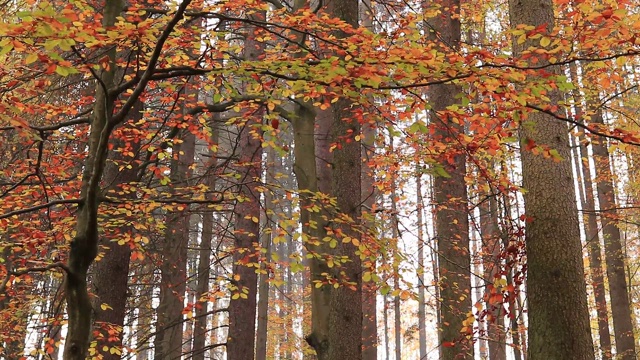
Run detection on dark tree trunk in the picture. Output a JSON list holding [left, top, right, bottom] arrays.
[[226, 10, 265, 359], [508, 0, 595, 358], [425, 0, 473, 356], [91, 100, 143, 360], [154, 128, 195, 360]]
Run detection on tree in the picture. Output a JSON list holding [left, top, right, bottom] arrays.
[[568, 60, 612, 359], [90, 100, 143, 359], [508, 0, 595, 358], [591, 109, 637, 360], [425, 0, 473, 357], [226, 7, 266, 359]]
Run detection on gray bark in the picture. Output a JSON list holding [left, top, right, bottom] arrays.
[[508, 0, 595, 357]]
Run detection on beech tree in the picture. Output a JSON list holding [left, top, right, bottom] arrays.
[[509, 0, 595, 358], [1, 0, 640, 359]]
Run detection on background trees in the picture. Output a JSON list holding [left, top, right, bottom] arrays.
[[1, 0, 640, 359]]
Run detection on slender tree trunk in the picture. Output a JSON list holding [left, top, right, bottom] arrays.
[[590, 109, 637, 359], [91, 100, 143, 360], [426, 0, 472, 357], [226, 10, 265, 360], [360, 3, 378, 355], [389, 138, 402, 360], [567, 60, 613, 359], [255, 143, 276, 360], [416, 172, 428, 360], [479, 182, 507, 360], [154, 128, 195, 360], [384, 294, 390, 360], [508, 0, 595, 358]]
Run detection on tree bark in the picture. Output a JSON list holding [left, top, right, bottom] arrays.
[[310, 2, 363, 358], [416, 172, 428, 360], [154, 128, 195, 360], [226, 10, 265, 359], [508, 0, 595, 358], [255, 143, 275, 360], [63, 1, 123, 358], [425, 0, 473, 357], [590, 109, 637, 360], [568, 59, 612, 359], [479, 183, 506, 360], [569, 113, 612, 359], [91, 100, 143, 360], [360, 4, 378, 357]]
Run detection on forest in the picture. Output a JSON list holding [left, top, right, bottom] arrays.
[[0, 0, 639, 359]]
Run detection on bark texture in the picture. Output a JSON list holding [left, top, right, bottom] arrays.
[[226, 10, 265, 359], [479, 185, 506, 360], [591, 110, 637, 360], [509, 0, 595, 358], [63, 1, 122, 358], [91, 101, 143, 360], [154, 129, 195, 360], [570, 117, 612, 358], [426, 0, 473, 357]]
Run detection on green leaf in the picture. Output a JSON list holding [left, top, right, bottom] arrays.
[[433, 165, 451, 178]]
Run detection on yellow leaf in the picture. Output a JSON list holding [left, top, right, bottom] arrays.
[[540, 36, 551, 47], [25, 53, 38, 64]]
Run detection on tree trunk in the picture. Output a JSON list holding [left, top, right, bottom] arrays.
[[508, 0, 595, 358], [567, 60, 613, 360], [154, 128, 195, 360], [416, 172, 428, 360], [226, 10, 265, 359], [63, 1, 123, 358], [426, 0, 472, 357], [319, 3, 363, 358], [590, 109, 637, 360], [255, 143, 275, 360], [91, 100, 143, 360], [390, 138, 402, 360], [359, 3, 379, 359], [479, 182, 507, 360]]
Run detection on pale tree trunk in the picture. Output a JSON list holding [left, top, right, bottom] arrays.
[[285, 2, 325, 358], [508, 0, 595, 358], [226, 9, 265, 359], [479, 181, 506, 360], [568, 60, 612, 359], [154, 128, 195, 360], [255, 143, 276, 360], [91, 100, 143, 360], [568, 111, 612, 358], [384, 294, 390, 360], [192, 206, 213, 360], [360, 2, 378, 359], [183, 242, 197, 356], [498, 181, 523, 360], [425, 0, 472, 357], [428, 176, 442, 360], [389, 139, 402, 360], [590, 109, 637, 359], [135, 264, 154, 360], [416, 172, 428, 360]]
